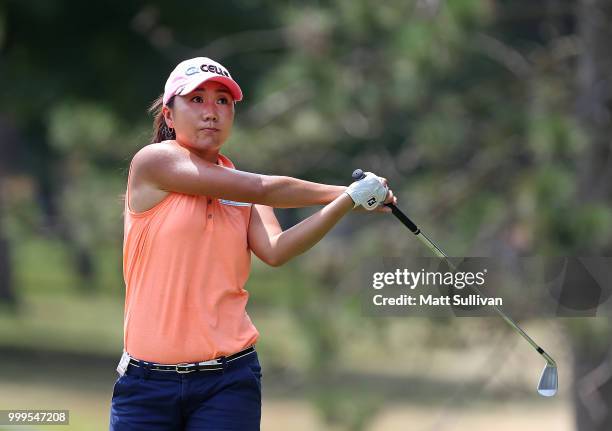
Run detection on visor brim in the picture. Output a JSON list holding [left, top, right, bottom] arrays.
[[177, 75, 243, 102]]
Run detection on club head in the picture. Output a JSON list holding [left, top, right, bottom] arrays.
[[537, 364, 558, 397]]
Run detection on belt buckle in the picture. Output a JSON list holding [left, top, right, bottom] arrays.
[[175, 363, 196, 374], [200, 358, 222, 366]]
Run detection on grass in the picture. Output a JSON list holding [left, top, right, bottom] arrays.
[[0, 236, 574, 430], [0, 293, 124, 355]]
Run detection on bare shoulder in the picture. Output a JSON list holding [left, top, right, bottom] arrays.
[[128, 142, 181, 213], [132, 142, 184, 171]]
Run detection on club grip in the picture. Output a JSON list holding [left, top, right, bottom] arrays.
[[386, 204, 419, 234], [352, 169, 366, 181], [352, 168, 420, 234]]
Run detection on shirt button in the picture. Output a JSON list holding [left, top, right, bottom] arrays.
[[208, 214, 213, 219]]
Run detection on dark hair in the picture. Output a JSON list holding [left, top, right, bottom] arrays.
[[148, 94, 176, 144]]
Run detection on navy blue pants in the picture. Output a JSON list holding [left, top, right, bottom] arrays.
[[109, 352, 262, 430]]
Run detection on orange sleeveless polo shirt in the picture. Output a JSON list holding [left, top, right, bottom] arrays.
[[122, 152, 259, 364]]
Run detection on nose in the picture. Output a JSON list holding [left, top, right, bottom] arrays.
[[202, 111, 217, 122], [202, 102, 218, 122]]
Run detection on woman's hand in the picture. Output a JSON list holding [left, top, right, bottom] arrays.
[[352, 176, 398, 213], [376, 177, 398, 213], [345, 172, 389, 210]]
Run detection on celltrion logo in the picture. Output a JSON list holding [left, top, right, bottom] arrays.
[[185, 66, 200, 76], [200, 64, 230, 77]]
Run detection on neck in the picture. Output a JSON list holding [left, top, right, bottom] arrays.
[[174, 140, 220, 164]]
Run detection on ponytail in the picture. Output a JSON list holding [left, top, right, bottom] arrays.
[[148, 94, 176, 144]]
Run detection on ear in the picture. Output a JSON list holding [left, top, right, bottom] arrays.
[[162, 105, 174, 129]]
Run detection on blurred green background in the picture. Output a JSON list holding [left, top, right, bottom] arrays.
[[1, 0, 611, 430]]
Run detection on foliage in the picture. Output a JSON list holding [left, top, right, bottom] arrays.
[[2, 0, 612, 429]]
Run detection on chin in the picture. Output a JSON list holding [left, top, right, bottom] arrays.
[[193, 139, 223, 151]]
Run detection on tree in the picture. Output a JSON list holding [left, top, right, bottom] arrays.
[[0, 115, 19, 308], [571, 1, 612, 429], [0, 1, 280, 294]]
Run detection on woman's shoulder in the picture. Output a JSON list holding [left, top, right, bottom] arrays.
[[127, 142, 181, 214], [131, 141, 184, 168]]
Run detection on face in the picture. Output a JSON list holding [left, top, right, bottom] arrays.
[[163, 80, 235, 158]]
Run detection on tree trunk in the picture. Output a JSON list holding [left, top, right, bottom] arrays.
[[0, 190, 16, 308], [576, 0, 612, 204], [572, 341, 612, 431], [0, 117, 19, 309], [573, 0, 612, 429]]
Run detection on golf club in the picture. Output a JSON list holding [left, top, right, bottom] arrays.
[[353, 169, 558, 397]]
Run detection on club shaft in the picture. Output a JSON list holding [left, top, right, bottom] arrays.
[[387, 203, 556, 366]]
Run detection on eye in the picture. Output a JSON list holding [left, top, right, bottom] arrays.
[[217, 97, 229, 105], [191, 96, 204, 103]]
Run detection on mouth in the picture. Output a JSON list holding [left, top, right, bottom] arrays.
[[200, 127, 220, 132]]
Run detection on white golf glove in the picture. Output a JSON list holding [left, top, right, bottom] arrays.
[[345, 172, 388, 210]]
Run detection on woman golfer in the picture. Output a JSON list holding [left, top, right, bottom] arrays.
[[110, 57, 396, 430]]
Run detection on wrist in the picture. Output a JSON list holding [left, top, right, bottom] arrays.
[[332, 185, 348, 201], [343, 191, 358, 208], [337, 192, 357, 211], [320, 185, 348, 205]]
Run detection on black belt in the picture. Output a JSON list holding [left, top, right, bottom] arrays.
[[128, 346, 255, 374]]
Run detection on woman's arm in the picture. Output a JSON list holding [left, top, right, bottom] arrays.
[[247, 194, 354, 267], [133, 143, 345, 208], [248, 191, 396, 267]]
